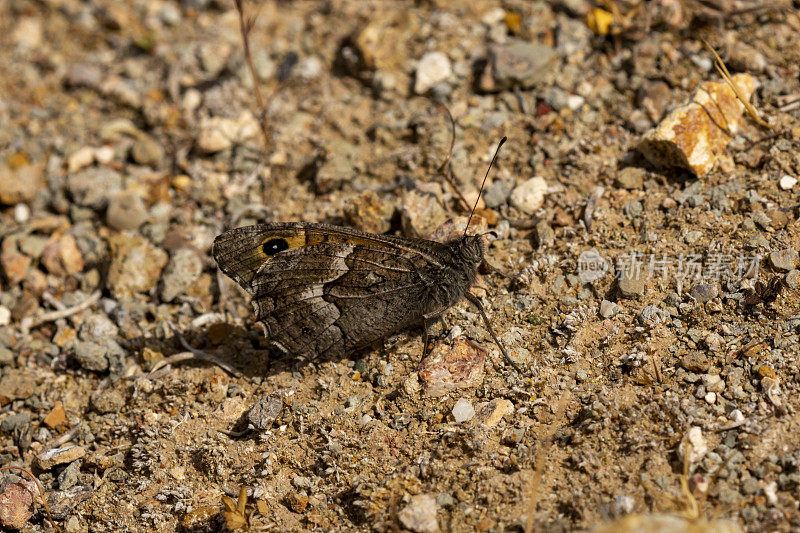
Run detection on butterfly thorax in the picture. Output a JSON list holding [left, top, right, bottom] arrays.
[[418, 235, 483, 315]]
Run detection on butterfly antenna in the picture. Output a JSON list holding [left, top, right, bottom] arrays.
[[465, 136, 506, 236]]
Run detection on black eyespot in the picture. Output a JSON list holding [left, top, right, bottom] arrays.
[[263, 238, 289, 256]]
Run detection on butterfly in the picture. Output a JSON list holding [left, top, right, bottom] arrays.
[[212, 138, 521, 372]]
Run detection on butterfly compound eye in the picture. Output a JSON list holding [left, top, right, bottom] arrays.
[[263, 238, 289, 256]]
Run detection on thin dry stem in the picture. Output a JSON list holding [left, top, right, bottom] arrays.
[[162, 322, 243, 377], [431, 101, 471, 212], [703, 39, 773, 130], [234, 0, 271, 151], [21, 290, 102, 335]]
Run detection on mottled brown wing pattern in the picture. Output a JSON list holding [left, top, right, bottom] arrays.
[[212, 223, 450, 361]]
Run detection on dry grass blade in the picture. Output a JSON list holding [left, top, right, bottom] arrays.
[[0, 465, 62, 532], [234, 0, 271, 151], [702, 39, 773, 130]]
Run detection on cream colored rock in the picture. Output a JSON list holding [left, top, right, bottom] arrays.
[[637, 73, 756, 176]]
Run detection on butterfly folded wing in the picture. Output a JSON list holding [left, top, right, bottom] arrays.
[[213, 223, 448, 361]]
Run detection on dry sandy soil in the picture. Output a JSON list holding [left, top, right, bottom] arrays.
[[1, 0, 800, 531]]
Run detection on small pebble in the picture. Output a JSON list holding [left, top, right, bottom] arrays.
[[398, 494, 439, 533], [107, 234, 168, 298], [617, 273, 645, 298], [533, 221, 555, 248], [131, 135, 164, 167], [34, 445, 86, 470], [74, 340, 110, 372], [678, 426, 707, 464], [600, 299, 620, 318], [0, 306, 10, 326], [451, 398, 475, 423], [474, 398, 514, 428], [779, 175, 797, 190], [690, 283, 718, 304], [160, 248, 204, 302], [247, 393, 283, 430], [91, 389, 125, 414], [67, 146, 95, 172], [509, 177, 548, 214], [414, 52, 451, 94], [615, 167, 645, 190], [769, 249, 798, 272], [0, 482, 33, 530], [785, 269, 800, 289], [13, 203, 30, 224]]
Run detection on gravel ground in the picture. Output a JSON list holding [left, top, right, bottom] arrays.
[[1, 0, 800, 532]]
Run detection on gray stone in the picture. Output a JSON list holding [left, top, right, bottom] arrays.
[[247, 393, 283, 430], [599, 299, 620, 318], [690, 283, 718, 304], [106, 191, 148, 231], [131, 135, 164, 167], [533, 221, 555, 248], [482, 180, 512, 208], [58, 460, 81, 490], [0, 347, 13, 366], [160, 248, 204, 302], [769, 249, 797, 272], [74, 340, 109, 372], [785, 269, 800, 289], [615, 167, 645, 190], [623, 201, 643, 218], [91, 389, 125, 414], [638, 305, 668, 326], [79, 314, 119, 342], [67, 167, 123, 210], [480, 39, 556, 91], [0, 412, 31, 434]]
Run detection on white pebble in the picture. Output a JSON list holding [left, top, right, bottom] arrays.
[[763, 481, 778, 505], [704, 391, 716, 404], [452, 397, 475, 423], [779, 175, 797, 190], [566, 95, 585, 110], [509, 176, 548, 214], [728, 409, 744, 423], [679, 426, 707, 464], [0, 305, 10, 326], [67, 146, 95, 172], [414, 52, 452, 94], [95, 146, 115, 164], [296, 57, 324, 80], [13, 203, 30, 223]]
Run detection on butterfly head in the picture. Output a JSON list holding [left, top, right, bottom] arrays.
[[455, 234, 484, 266]]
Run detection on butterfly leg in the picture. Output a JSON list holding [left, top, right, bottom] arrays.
[[417, 314, 440, 370], [465, 293, 522, 373]]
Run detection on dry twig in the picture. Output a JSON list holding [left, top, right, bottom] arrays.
[[20, 291, 102, 335]]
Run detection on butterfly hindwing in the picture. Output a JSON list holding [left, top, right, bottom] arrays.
[[212, 223, 449, 360]]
